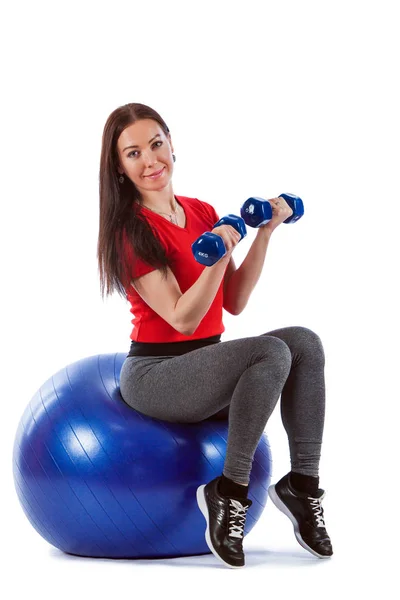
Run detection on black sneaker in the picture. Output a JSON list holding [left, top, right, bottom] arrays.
[[196, 475, 253, 568], [268, 472, 333, 558]]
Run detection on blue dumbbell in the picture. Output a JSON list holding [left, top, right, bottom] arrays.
[[192, 194, 304, 266], [191, 214, 247, 266], [240, 193, 304, 227]]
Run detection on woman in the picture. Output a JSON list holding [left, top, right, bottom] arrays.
[[97, 102, 333, 569]]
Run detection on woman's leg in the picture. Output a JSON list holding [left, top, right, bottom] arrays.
[[258, 325, 326, 479], [258, 326, 333, 559], [119, 335, 292, 485], [119, 327, 332, 566]]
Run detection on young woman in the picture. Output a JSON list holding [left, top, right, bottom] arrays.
[[97, 102, 333, 569]]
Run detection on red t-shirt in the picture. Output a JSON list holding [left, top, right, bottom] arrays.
[[123, 195, 226, 342]]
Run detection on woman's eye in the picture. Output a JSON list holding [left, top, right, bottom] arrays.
[[128, 141, 163, 158]]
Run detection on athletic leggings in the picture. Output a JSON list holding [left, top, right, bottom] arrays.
[[119, 326, 326, 485]]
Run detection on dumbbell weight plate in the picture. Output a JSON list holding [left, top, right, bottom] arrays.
[[240, 197, 273, 227], [191, 232, 227, 266]]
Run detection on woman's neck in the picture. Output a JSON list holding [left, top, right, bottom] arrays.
[[138, 194, 178, 214]]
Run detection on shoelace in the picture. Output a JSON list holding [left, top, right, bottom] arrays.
[[308, 494, 326, 527], [228, 499, 249, 538]]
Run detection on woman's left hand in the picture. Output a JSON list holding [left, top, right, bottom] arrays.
[[259, 196, 294, 234]]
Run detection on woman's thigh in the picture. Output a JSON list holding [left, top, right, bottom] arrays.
[[119, 334, 291, 423]]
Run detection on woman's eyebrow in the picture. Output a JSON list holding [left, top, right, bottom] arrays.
[[123, 134, 161, 152]]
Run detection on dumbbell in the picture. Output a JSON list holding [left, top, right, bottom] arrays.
[[192, 193, 304, 266], [240, 193, 304, 227], [191, 214, 247, 266]]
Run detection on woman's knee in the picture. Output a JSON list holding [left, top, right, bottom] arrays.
[[247, 336, 292, 374], [293, 326, 325, 363]]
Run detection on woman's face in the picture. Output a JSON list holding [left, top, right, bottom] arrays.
[[116, 119, 174, 193]]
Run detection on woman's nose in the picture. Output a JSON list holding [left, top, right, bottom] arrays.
[[142, 151, 157, 166]]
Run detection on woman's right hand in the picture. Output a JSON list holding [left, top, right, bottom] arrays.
[[211, 224, 242, 260]]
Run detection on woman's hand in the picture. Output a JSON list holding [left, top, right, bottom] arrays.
[[259, 196, 294, 234], [211, 224, 242, 259]]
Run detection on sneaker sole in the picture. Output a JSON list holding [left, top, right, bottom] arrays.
[[268, 485, 332, 559], [196, 484, 245, 569]]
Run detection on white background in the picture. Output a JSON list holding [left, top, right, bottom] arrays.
[[1, 0, 398, 597]]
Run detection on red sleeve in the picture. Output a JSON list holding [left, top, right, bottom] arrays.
[[120, 229, 157, 285]]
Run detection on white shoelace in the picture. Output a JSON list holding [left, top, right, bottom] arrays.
[[228, 499, 249, 538], [308, 494, 326, 527]]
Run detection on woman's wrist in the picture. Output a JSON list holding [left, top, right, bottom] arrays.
[[256, 225, 274, 239]]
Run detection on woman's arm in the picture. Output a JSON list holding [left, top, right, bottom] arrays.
[[175, 254, 231, 335], [223, 228, 273, 315]]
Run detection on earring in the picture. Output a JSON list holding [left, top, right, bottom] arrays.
[[172, 154, 176, 162], [119, 174, 125, 183]]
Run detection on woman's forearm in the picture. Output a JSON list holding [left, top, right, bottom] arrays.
[[174, 255, 230, 335], [224, 228, 272, 315]]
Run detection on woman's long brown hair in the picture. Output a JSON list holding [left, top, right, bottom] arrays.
[[97, 102, 176, 301]]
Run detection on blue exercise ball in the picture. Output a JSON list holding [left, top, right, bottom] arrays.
[[13, 352, 272, 559]]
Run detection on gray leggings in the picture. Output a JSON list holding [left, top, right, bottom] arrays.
[[119, 326, 326, 485]]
